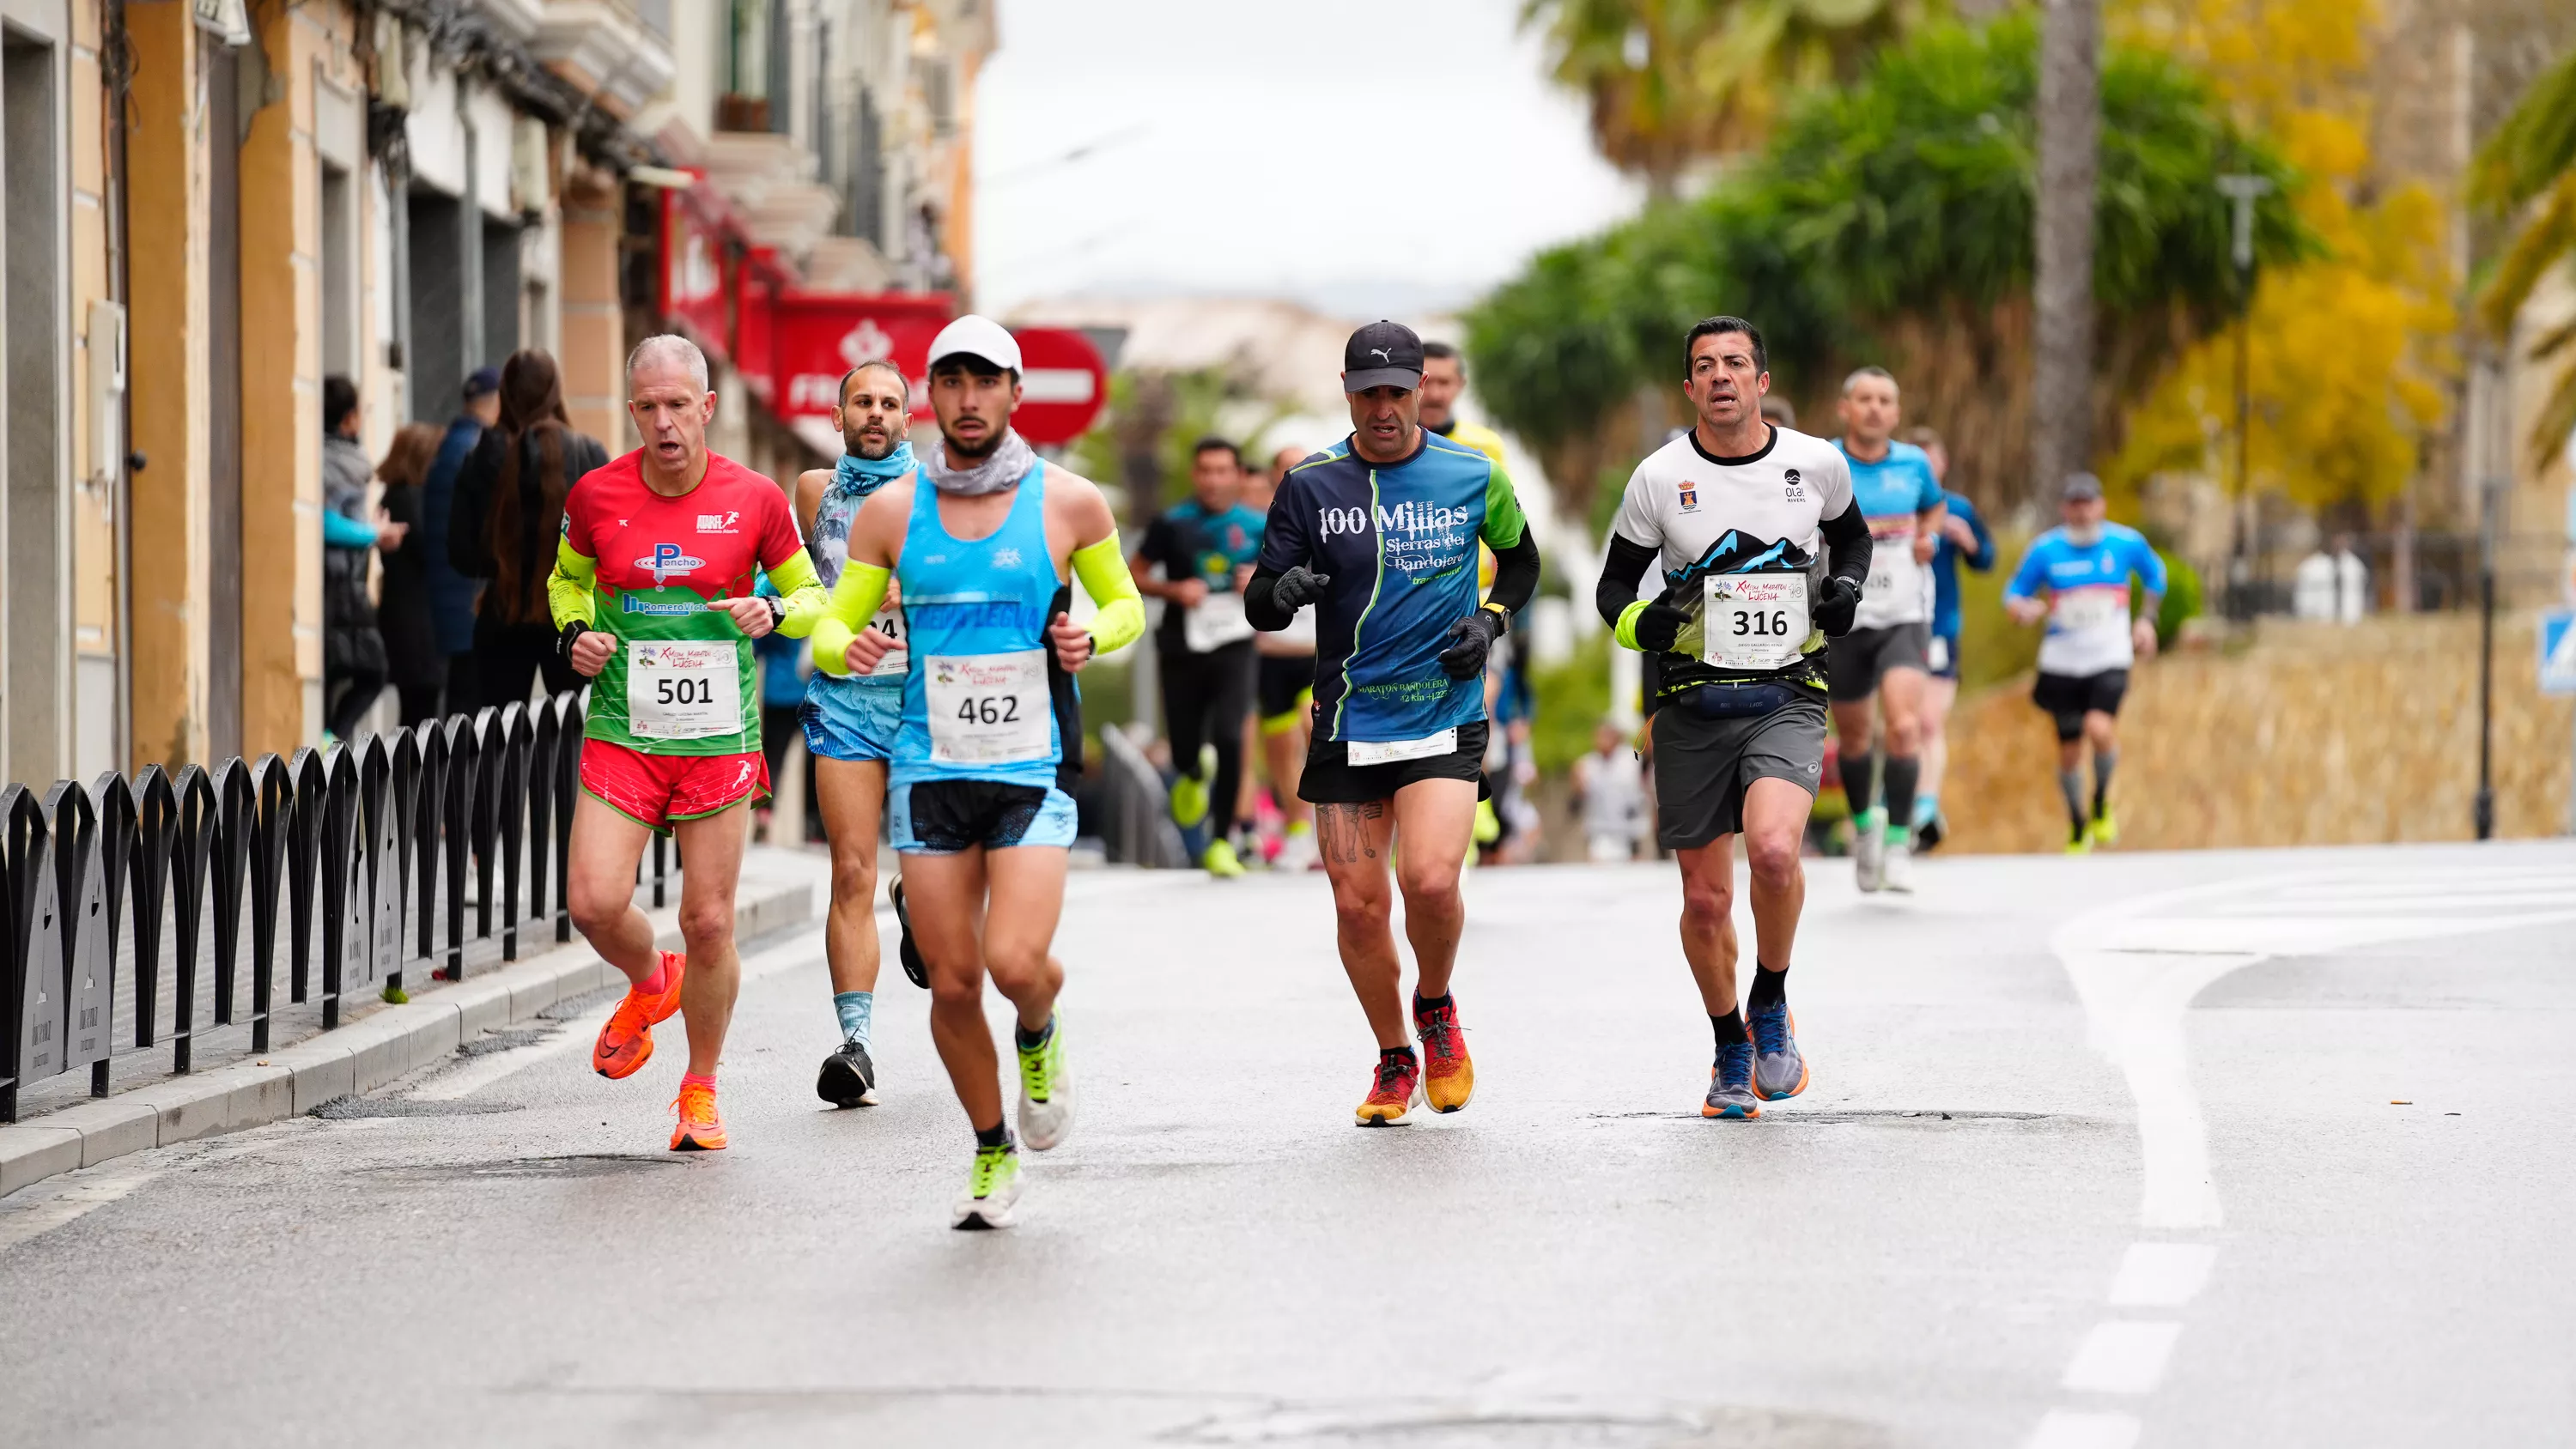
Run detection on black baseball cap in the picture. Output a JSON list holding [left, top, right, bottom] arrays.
[[1343, 320, 1424, 393], [2061, 471, 2104, 502]]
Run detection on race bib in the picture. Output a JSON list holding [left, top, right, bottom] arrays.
[[1183, 590, 1256, 653], [924, 650, 1051, 765], [866, 603, 908, 680], [1346, 728, 1457, 767], [626, 640, 744, 740], [1700, 573, 1809, 671], [2053, 589, 2125, 632]]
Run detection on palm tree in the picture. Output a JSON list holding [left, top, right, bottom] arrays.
[[2031, 0, 2099, 506], [1522, 0, 1926, 201], [2471, 45, 2576, 458]]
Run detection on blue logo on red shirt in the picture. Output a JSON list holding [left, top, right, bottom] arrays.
[[637, 543, 706, 585]]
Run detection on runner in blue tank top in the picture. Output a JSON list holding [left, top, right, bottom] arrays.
[[788, 360, 917, 1110], [811, 316, 1145, 1231]]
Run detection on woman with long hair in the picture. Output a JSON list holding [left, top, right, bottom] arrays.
[[376, 421, 451, 724], [447, 349, 610, 711]]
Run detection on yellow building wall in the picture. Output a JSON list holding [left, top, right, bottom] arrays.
[[560, 164, 627, 449], [122, 0, 210, 770], [70, 0, 112, 676]]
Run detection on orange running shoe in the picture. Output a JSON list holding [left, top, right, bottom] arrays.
[[1355, 1049, 1421, 1127], [593, 951, 687, 1080], [669, 1077, 726, 1151], [1413, 994, 1474, 1113]]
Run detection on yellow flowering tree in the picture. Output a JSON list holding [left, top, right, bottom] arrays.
[[2105, 0, 2453, 511]]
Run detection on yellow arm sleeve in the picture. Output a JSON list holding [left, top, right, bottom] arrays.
[[810, 561, 891, 676], [766, 549, 829, 639], [548, 538, 598, 630], [1072, 531, 1145, 657]]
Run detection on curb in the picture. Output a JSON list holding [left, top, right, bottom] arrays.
[[0, 866, 816, 1198]]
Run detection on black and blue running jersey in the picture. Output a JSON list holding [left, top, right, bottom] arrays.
[[1258, 431, 1528, 744]]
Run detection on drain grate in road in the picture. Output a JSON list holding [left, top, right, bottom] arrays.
[[311, 1095, 523, 1119], [1165, 1404, 1885, 1448], [356, 1154, 690, 1181]]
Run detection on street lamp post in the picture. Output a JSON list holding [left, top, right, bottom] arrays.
[[2216, 174, 2272, 620]]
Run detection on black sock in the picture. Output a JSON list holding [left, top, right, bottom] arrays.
[[2059, 768, 2087, 835], [1711, 1008, 1747, 1050], [2093, 749, 2118, 818], [1380, 1044, 1418, 1068], [975, 1121, 1013, 1150], [1838, 749, 1877, 818], [1413, 991, 1451, 1015], [1014, 1016, 1054, 1051], [1880, 755, 1920, 838], [1747, 961, 1789, 1016]]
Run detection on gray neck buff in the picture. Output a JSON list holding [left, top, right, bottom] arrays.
[[921, 428, 1036, 497]]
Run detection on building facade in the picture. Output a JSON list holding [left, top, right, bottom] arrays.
[[3, 0, 992, 785]]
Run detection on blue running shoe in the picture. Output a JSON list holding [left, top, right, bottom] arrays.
[[1750, 1003, 1808, 1100], [1702, 1040, 1761, 1119]]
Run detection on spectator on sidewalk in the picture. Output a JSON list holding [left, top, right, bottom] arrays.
[[2293, 536, 2369, 625], [1572, 719, 1648, 863], [322, 376, 407, 743], [422, 367, 501, 715], [448, 349, 609, 712], [374, 421, 450, 726]]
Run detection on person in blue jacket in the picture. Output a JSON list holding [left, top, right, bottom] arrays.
[[1905, 427, 1994, 851]]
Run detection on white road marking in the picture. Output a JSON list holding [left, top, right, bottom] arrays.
[[2107, 1242, 2216, 1308], [2026, 1409, 2142, 1449], [0, 1129, 291, 1253], [2060, 1320, 2182, 1395], [0, 1171, 149, 1252]]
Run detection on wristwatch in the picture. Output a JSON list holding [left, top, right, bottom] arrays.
[[764, 595, 787, 631]]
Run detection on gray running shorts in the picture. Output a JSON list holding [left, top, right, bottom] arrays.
[[1651, 690, 1828, 849], [1825, 621, 1929, 701]]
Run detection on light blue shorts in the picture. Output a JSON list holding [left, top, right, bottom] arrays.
[[888, 779, 1080, 855], [800, 678, 903, 762]]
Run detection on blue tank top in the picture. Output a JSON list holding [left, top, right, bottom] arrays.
[[892, 462, 1064, 789]]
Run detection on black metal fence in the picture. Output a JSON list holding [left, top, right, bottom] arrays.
[[0, 690, 666, 1123]]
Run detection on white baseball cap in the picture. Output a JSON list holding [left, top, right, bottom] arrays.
[[927, 314, 1022, 374]]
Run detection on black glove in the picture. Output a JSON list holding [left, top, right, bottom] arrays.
[[1631, 601, 1691, 653], [1437, 608, 1507, 680], [1814, 576, 1865, 637], [1273, 565, 1330, 611]]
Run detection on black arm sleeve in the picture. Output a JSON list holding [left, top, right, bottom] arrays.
[[1485, 530, 1541, 616], [1595, 533, 1659, 628], [1244, 564, 1291, 632], [1820, 500, 1873, 590]]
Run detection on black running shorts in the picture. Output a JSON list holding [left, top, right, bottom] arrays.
[[2032, 669, 2129, 741], [1300, 721, 1491, 805], [1824, 621, 1930, 701]]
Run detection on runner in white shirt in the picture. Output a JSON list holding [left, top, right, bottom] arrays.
[[1595, 316, 1874, 1120]]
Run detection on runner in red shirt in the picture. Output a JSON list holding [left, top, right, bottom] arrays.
[[550, 334, 828, 1151]]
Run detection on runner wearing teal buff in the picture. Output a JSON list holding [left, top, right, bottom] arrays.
[[793, 360, 917, 1107], [811, 316, 1147, 1229]]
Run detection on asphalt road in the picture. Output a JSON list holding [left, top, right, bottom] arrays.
[[4, 840, 2571, 1449]]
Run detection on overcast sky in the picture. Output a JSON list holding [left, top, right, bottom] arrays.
[[973, 1, 1639, 318]]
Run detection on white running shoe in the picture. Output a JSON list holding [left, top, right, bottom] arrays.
[[1015, 1016, 1074, 1151], [1880, 834, 1915, 894], [1274, 824, 1319, 873], [1853, 814, 1886, 893], [951, 1143, 1022, 1230]]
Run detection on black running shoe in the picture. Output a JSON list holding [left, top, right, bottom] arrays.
[[890, 878, 927, 989], [817, 1040, 878, 1107], [1913, 812, 1945, 853]]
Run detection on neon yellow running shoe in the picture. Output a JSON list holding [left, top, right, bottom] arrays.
[[951, 1143, 1022, 1230], [1473, 797, 1502, 846], [1170, 743, 1216, 828], [1015, 1016, 1073, 1151], [1201, 838, 1247, 878], [2064, 828, 2093, 856], [2089, 806, 2119, 849]]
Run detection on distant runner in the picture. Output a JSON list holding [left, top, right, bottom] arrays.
[[1904, 426, 1994, 852], [811, 316, 1145, 1228], [555, 335, 828, 1153], [1242, 443, 1320, 871], [1247, 321, 1540, 1126], [791, 359, 915, 1107], [1133, 437, 1264, 877], [1827, 367, 1943, 894], [2003, 472, 2165, 852], [1595, 316, 1871, 1120]]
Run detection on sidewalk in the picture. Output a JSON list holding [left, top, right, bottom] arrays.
[[0, 847, 821, 1197]]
